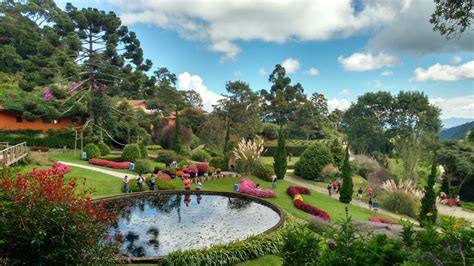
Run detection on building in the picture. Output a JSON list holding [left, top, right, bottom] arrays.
[[122, 100, 159, 115], [0, 104, 80, 133]]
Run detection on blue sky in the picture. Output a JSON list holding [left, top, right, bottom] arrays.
[[58, 0, 474, 119]]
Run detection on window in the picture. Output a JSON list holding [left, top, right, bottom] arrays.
[[42, 117, 51, 124], [16, 116, 23, 123]]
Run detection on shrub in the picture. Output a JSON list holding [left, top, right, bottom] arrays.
[[31, 162, 72, 176], [0, 135, 75, 149], [321, 163, 340, 180], [210, 156, 228, 170], [185, 165, 199, 175], [282, 226, 320, 266], [146, 145, 162, 150], [155, 179, 176, 190], [139, 143, 148, 158], [121, 144, 141, 162], [196, 163, 209, 174], [238, 178, 276, 198], [330, 138, 345, 166], [155, 150, 180, 165], [84, 143, 100, 159], [381, 190, 418, 218], [233, 138, 266, 175], [88, 158, 130, 169], [254, 161, 274, 181], [191, 149, 211, 162], [294, 142, 333, 181], [353, 155, 381, 178], [134, 160, 152, 174], [339, 149, 353, 204], [98, 142, 111, 156], [0, 166, 116, 264], [261, 123, 279, 140], [156, 172, 172, 181]]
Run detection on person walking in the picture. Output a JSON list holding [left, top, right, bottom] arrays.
[[332, 180, 338, 194], [271, 174, 277, 189], [123, 175, 130, 193], [373, 198, 379, 211], [137, 174, 145, 192], [150, 174, 156, 191], [368, 197, 373, 210], [366, 186, 373, 198], [196, 180, 202, 191], [456, 195, 461, 207], [327, 182, 333, 197], [357, 187, 363, 201], [183, 176, 191, 190]]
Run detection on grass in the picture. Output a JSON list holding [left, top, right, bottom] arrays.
[[462, 202, 474, 212], [260, 156, 299, 167], [237, 255, 282, 266]]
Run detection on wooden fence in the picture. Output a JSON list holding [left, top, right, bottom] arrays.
[[0, 142, 28, 167]]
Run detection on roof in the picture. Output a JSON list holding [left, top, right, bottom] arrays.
[[127, 100, 147, 107]]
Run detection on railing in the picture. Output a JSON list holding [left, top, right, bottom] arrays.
[[0, 142, 28, 167]]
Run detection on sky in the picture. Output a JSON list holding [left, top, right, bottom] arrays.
[[58, 0, 474, 119]]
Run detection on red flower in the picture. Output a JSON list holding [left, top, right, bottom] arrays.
[[88, 159, 130, 169]]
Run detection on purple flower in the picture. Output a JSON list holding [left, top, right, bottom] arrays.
[[67, 82, 79, 93], [43, 87, 53, 100]]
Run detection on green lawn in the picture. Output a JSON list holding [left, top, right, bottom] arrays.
[[260, 156, 299, 167], [238, 255, 282, 266], [462, 202, 474, 212]]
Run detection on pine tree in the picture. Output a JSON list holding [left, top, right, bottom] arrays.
[[223, 117, 231, 153], [273, 126, 287, 179], [172, 108, 182, 154], [339, 147, 353, 203], [419, 152, 438, 225]]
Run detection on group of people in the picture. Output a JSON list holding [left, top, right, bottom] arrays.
[[439, 191, 461, 207], [122, 172, 166, 193], [357, 186, 379, 211], [326, 180, 342, 196], [182, 175, 202, 191]]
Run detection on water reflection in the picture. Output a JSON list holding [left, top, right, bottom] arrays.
[[108, 193, 280, 257]]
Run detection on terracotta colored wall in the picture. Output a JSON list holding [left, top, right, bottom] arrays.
[[0, 111, 76, 132]]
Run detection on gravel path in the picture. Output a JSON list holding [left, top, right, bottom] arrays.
[[59, 161, 129, 179]]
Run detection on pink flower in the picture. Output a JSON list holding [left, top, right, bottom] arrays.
[[88, 159, 130, 169], [185, 166, 199, 174], [238, 178, 276, 198], [43, 87, 53, 100]]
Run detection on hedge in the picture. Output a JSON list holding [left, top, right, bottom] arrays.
[[0, 136, 75, 149], [263, 139, 329, 156]]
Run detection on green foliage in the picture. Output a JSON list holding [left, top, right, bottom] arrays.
[[191, 149, 211, 162], [134, 160, 152, 174], [294, 142, 334, 181], [330, 138, 344, 166], [172, 109, 182, 154], [146, 145, 162, 150], [419, 154, 438, 225], [381, 190, 418, 218], [209, 156, 228, 170], [430, 0, 473, 39], [339, 149, 353, 203], [155, 150, 181, 165], [0, 129, 41, 137], [273, 127, 287, 179], [127, 177, 176, 192], [262, 122, 279, 140], [138, 143, 148, 158], [83, 143, 100, 159], [264, 139, 323, 156], [254, 161, 274, 181], [97, 142, 111, 156], [98, 155, 122, 162], [0, 135, 75, 149], [121, 144, 142, 162], [281, 225, 320, 266]]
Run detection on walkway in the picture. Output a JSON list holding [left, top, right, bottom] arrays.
[[285, 174, 474, 223], [59, 161, 128, 179]]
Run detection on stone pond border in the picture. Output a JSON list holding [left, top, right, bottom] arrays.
[[95, 190, 285, 264]]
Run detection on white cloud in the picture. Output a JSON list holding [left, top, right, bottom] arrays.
[[258, 67, 267, 76], [338, 52, 399, 72], [233, 70, 242, 78], [305, 67, 319, 76], [112, 0, 413, 62], [412, 60, 474, 81], [339, 89, 350, 96], [177, 72, 224, 111], [281, 58, 300, 73], [451, 56, 463, 65], [328, 98, 352, 112], [380, 70, 393, 76], [430, 95, 474, 119]]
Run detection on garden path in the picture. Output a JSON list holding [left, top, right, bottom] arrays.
[[59, 161, 130, 179], [285, 173, 474, 223]]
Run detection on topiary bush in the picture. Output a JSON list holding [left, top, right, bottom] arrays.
[[155, 150, 181, 165], [84, 143, 100, 159], [121, 144, 141, 162], [254, 161, 274, 181], [134, 159, 152, 174], [98, 142, 111, 156], [294, 142, 334, 181], [191, 149, 211, 162], [139, 143, 148, 158]]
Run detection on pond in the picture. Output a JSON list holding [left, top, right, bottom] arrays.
[[105, 192, 282, 258]]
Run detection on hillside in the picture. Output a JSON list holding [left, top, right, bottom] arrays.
[[440, 121, 474, 140], [442, 118, 474, 129]]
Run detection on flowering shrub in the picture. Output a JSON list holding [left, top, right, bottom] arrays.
[[176, 170, 184, 177], [88, 158, 130, 169], [31, 162, 72, 176], [197, 163, 209, 173], [0, 168, 117, 264], [287, 186, 330, 222], [156, 172, 171, 181], [238, 178, 276, 198], [322, 163, 340, 179], [185, 165, 199, 174], [43, 87, 53, 100], [368, 216, 397, 225]]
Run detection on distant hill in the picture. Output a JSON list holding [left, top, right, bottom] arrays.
[[440, 121, 474, 140], [442, 118, 474, 129]]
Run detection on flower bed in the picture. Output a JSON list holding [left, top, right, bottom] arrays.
[[286, 186, 331, 222], [368, 216, 397, 225], [156, 172, 171, 181], [31, 162, 72, 176], [238, 178, 276, 198], [88, 158, 130, 169]]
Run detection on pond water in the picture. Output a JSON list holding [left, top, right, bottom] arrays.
[[107, 193, 281, 257]]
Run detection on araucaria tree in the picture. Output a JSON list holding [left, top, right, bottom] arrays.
[[172, 107, 182, 154], [339, 147, 353, 203], [261, 64, 305, 179], [419, 151, 438, 225]]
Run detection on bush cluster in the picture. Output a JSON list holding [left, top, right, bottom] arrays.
[[209, 156, 228, 170], [134, 159, 153, 174], [191, 149, 211, 162], [155, 150, 182, 165], [263, 139, 328, 156], [294, 142, 334, 180], [97, 142, 111, 156], [138, 143, 148, 158], [253, 161, 274, 181], [121, 144, 141, 162], [83, 143, 100, 159], [0, 135, 75, 149]]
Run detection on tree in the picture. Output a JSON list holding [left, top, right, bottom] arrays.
[[419, 151, 438, 225], [261, 65, 305, 179], [172, 107, 182, 154], [430, 0, 473, 39], [274, 126, 287, 179], [181, 90, 203, 109], [330, 138, 345, 166], [339, 147, 353, 203]]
